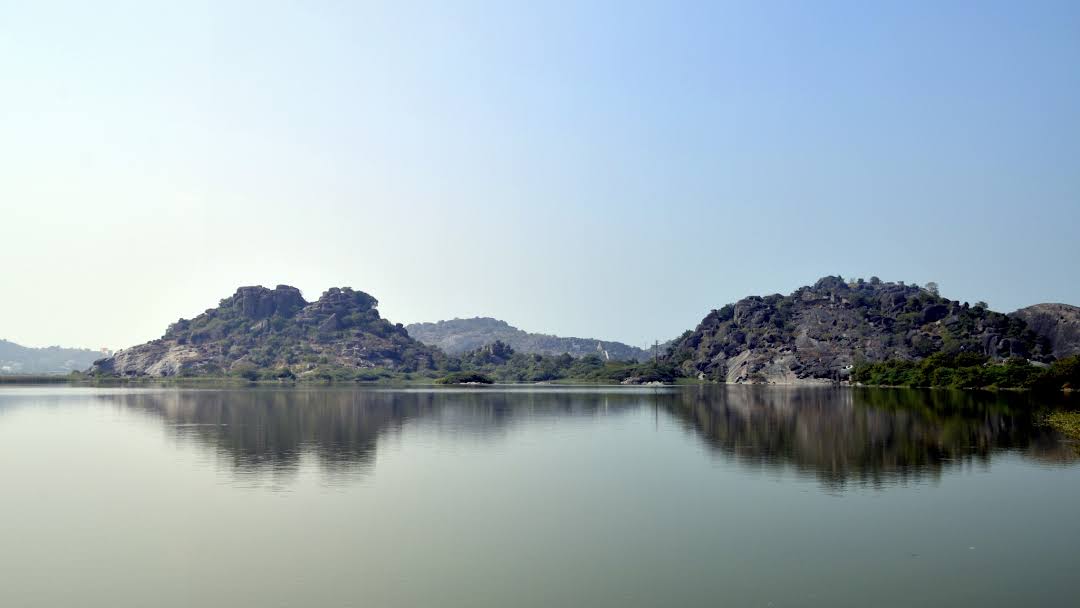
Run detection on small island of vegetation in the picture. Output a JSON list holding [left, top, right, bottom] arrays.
[[436, 372, 494, 385], [1046, 411, 1080, 441]]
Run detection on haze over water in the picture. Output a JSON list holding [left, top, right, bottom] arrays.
[[1, 386, 1077, 607]]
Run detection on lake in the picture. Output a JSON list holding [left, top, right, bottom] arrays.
[[1, 385, 1077, 607]]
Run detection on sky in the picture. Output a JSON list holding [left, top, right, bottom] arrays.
[[2, 0, 1079, 351]]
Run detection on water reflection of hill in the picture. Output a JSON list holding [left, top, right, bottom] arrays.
[[103, 389, 647, 480], [92, 387, 1080, 488], [659, 386, 1078, 489]]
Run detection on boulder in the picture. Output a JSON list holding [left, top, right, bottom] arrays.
[[231, 285, 306, 319], [1012, 303, 1080, 358]]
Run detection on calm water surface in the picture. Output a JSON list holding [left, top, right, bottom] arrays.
[[1, 385, 1077, 607]]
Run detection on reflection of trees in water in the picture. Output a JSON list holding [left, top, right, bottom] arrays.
[[105, 389, 647, 481], [98, 387, 1080, 488], [659, 386, 1078, 489]]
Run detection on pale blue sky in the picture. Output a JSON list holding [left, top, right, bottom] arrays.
[[2, 1, 1078, 350]]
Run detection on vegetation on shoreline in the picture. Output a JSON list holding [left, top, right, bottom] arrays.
[[852, 353, 1080, 391], [0, 374, 74, 384], [11, 352, 1080, 393], [69, 340, 676, 386], [436, 371, 494, 385], [444, 340, 679, 384], [1046, 411, 1080, 440], [30, 344, 1080, 392]]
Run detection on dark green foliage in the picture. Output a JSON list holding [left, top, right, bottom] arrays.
[[447, 342, 685, 384], [588, 361, 683, 384], [436, 372, 494, 384], [853, 354, 1080, 391], [302, 365, 403, 383], [1034, 356, 1080, 392]]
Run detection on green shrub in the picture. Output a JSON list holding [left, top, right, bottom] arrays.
[[436, 372, 494, 385], [854, 354, 1080, 391]]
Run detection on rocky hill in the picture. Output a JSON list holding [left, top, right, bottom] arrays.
[[91, 285, 442, 377], [406, 317, 652, 361], [666, 276, 1052, 384], [0, 339, 103, 374], [1012, 303, 1080, 359]]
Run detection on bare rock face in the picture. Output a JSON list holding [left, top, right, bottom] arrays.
[[90, 285, 440, 377], [92, 342, 209, 377], [1012, 303, 1080, 358], [667, 276, 1053, 384], [232, 285, 306, 320], [296, 287, 377, 325]]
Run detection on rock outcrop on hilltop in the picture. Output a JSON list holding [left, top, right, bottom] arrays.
[[1011, 303, 1080, 359], [90, 285, 441, 377], [405, 317, 652, 361], [666, 277, 1053, 384]]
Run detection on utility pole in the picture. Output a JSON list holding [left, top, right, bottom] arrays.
[[653, 340, 659, 363]]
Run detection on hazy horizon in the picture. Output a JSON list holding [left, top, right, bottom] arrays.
[[3, 1, 1079, 350]]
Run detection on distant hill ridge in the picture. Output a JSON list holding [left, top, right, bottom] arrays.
[[0, 339, 102, 375], [405, 317, 652, 361]]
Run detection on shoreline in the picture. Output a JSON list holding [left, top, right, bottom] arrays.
[[1, 374, 1075, 394]]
